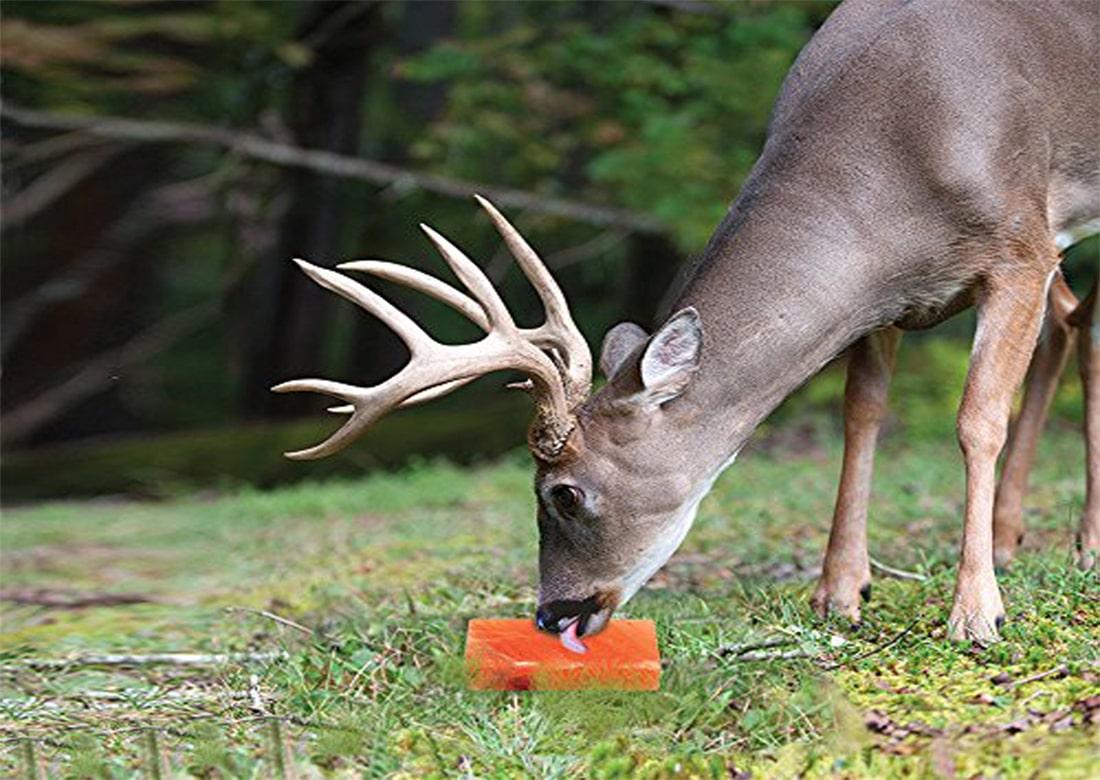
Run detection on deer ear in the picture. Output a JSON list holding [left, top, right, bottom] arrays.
[[636, 307, 702, 406], [599, 322, 649, 379]]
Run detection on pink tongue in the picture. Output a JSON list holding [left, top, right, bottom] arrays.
[[560, 619, 588, 654]]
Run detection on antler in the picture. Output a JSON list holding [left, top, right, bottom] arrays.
[[272, 196, 593, 462]]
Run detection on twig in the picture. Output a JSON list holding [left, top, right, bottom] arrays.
[[1002, 665, 1069, 689], [821, 615, 923, 671], [2, 102, 663, 233], [714, 636, 795, 658], [727, 649, 817, 663], [869, 556, 927, 582], [226, 607, 313, 636], [2, 651, 286, 670]]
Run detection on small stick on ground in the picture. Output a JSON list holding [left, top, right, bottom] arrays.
[[998, 665, 1069, 688], [226, 607, 313, 636], [714, 637, 795, 658], [729, 649, 818, 662], [822, 615, 923, 671], [3, 651, 286, 670], [869, 556, 928, 581]]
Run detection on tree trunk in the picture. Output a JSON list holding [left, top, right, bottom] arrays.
[[346, 0, 458, 388], [242, 1, 380, 417], [625, 233, 684, 328]]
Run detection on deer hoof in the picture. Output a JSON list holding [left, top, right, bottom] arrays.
[[810, 577, 869, 626], [947, 580, 1005, 644]]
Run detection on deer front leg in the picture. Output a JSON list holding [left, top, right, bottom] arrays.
[[992, 276, 1077, 568], [950, 269, 1053, 643], [1073, 283, 1099, 570], [812, 327, 901, 625]]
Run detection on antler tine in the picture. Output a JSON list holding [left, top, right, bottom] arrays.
[[271, 378, 365, 403], [338, 260, 490, 332], [270, 378, 375, 459], [275, 203, 589, 463], [291, 259, 431, 355], [473, 194, 592, 399], [419, 224, 515, 330]]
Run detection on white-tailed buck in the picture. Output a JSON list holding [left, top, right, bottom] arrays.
[[276, 0, 1098, 643]]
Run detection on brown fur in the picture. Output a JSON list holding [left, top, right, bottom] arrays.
[[532, 0, 1097, 643]]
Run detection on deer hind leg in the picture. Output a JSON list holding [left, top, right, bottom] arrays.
[[992, 275, 1078, 568], [1072, 282, 1099, 570], [812, 327, 901, 625], [949, 266, 1054, 643]]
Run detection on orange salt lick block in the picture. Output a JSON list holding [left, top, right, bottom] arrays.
[[465, 618, 660, 691]]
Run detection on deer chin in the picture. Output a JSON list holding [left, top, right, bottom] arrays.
[[616, 452, 742, 610], [616, 497, 708, 608]]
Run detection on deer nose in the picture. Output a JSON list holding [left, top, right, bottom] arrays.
[[535, 605, 559, 633], [534, 595, 601, 633]]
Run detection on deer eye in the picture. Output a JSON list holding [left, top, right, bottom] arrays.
[[550, 484, 584, 517]]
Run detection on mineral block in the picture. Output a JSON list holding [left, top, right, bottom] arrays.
[[465, 618, 660, 691]]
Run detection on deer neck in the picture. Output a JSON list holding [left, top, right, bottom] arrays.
[[669, 180, 885, 467]]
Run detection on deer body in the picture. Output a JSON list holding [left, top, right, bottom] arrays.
[[278, 0, 1098, 644]]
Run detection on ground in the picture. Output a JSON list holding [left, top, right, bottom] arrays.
[[1, 420, 1097, 778]]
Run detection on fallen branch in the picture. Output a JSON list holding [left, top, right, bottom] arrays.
[[2, 651, 286, 670], [2, 102, 663, 233], [869, 555, 928, 582]]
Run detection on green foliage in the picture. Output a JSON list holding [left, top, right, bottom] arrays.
[[404, 2, 833, 250]]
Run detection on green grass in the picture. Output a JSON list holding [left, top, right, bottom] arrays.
[[2, 418, 1097, 778]]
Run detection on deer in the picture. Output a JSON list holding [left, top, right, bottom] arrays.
[[275, 0, 1098, 644]]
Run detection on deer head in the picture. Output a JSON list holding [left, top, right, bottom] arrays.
[[274, 197, 707, 639]]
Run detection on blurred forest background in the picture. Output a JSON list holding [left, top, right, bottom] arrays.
[[1, 0, 1092, 502]]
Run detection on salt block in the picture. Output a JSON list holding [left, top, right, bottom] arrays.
[[465, 618, 660, 691]]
